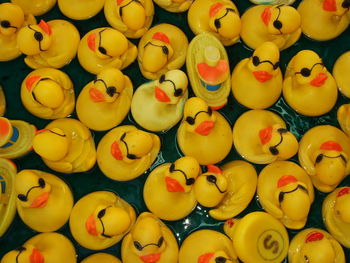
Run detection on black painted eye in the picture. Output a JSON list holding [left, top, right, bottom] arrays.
[[300, 68, 311, 77], [279, 192, 284, 203], [304, 255, 309, 263], [342, 0, 350, 9], [38, 178, 45, 188], [106, 86, 117, 97], [214, 19, 221, 29], [0, 20, 10, 28], [273, 61, 280, 70], [157, 236, 164, 247], [186, 177, 195, 186], [215, 257, 227, 263], [17, 194, 27, 202], [186, 116, 195, 125], [207, 175, 217, 183], [269, 146, 279, 156], [119, 8, 123, 17], [97, 208, 106, 218], [34, 31, 43, 41], [162, 46, 169, 55], [174, 89, 183, 97], [208, 107, 212, 116], [315, 154, 323, 163], [159, 74, 165, 83], [252, 56, 260, 66], [273, 20, 283, 30], [134, 241, 143, 251], [98, 46, 107, 55], [169, 163, 175, 172], [127, 154, 138, 160], [277, 128, 288, 134]]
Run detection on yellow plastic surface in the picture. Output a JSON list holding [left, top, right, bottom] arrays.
[[153, 0, 193, 13], [333, 51, 350, 98], [81, 253, 122, 263], [58, 0, 105, 20], [11, 0, 57, 16], [0, 87, 5, 116], [337, 104, 350, 136]]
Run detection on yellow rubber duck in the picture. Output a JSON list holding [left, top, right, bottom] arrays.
[[288, 228, 346, 263], [257, 161, 315, 229], [32, 118, 96, 174], [232, 42, 282, 109], [11, 0, 57, 16], [97, 125, 160, 181], [0, 117, 36, 159], [298, 125, 350, 193], [298, 0, 350, 41], [193, 162, 257, 220], [0, 3, 36, 62], [81, 253, 122, 263], [177, 97, 232, 165], [323, 187, 350, 248], [0, 232, 76, 263], [186, 33, 230, 109], [232, 110, 298, 164], [0, 86, 6, 116], [15, 169, 73, 232], [143, 156, 200, 221], [178, 229, 238, 263], [78, 27, 137, 74], [131, 69, 189, 132], [58, 0, 105, 20], [333, 51, 350, 98], [240, 4, 301, 50], [188, 0, 241, 46], [0, 158, 17, 237], [283, 50, 338, 116], [21, 68, 75, 119], [153, 0, 193, 12], [104, 0, 154, 39], [76, 68, 133, 131], [138, 24, 188, 80], [69, 191, 136, 250], [250, 0, 296, 3], [224, 211, 289, 263], [121, 212, 179, 263], [337, 104, 350, 136]]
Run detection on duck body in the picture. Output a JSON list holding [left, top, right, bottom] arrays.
[[337, 104, 350, 136], [11, 0, 57, 16], [153, 0, 193, 12], [333, 51, 350, 98], [21, 68, 75, 119], [250, 0, 295, 3], [81, 253, 122, 263], [58, 0, 105, 20]]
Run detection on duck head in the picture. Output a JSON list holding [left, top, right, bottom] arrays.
[[247, 42, 280, 83], [89, 68, 126, 103], [15, 170, 52, 209], [323, 0, 350, 16], [183, 97, 217, 136], [198, 251, 232, 263], [334, 187, 350, 224], [110, 130, 154, 164], [33, 128, 69, 162], [154, 70, 188, 104], [275, 175, 311, 221], [117, 0, 146, 31], [0, 3, 24, 36], [142, 32, 174, 73], [208, 3, 241, 41], [259, 124, 298, 159], [1, 245, 45, 263], [87, 28, 128, 59], [165, 156, 200, 193], [194, 165, 227, 207], [313, 141, 348, 186], [261, 5, 301, 35], [17, 20, 52, 55]]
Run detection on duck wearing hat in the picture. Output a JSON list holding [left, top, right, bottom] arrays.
[[104, 0, 154, 39], [138, 24, 188, 80], [58, 0, 105, 20], [337, 104, 350, 136], [299, 125, 350, 193], [333, 51, 350, 98], [186, 33, 230, 109], [11, 0, 56, 16]]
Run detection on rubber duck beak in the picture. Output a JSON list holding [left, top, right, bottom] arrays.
[[87, 33, 97, 51], [195, 121, 215, 136], [154, 86, 170, 102], [85, 215, 98, 236], [30, 248, 44, 263], [310, 73, 328, 87], [253, 71, 273, 82], [25, 75, 41, 92], [111, 141, 123, 160], [89, 88, 106, 102], [165, 176, 184, 192], [198, 252, 214, 263], [140, 253, 161, 263], [30, 192, 49, 208]]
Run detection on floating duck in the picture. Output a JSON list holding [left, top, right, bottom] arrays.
[[298, 125, 350, 193], [283, 50, 338, 116], [288, 228, 346, 263], [143, 156, 200, 221], [131, 69, 189, 132], [337, 104, 350, 136], [257, 161, 315, 229], [17, 19, 80, 69], [298, 0, 350, 41], [232, 42, 282, 109], [193, 162, 257, 220], [15, 169, 73, 232], [104, 0, 154, 39], [0, 232, 76, 263], [240, 4, 301, 50], [0, 158, 17, 237], [187, 0, 241, 46], [69, 191, 136, 250], [33, 118, 96, 174], [0, 3, 36, 62], [0, 86, 6, 116], [11, 0, 57, 16], [250, 0, 296, 4], [178, 229, 238, 263], [76, 68, 133, 131], [232, 110, 298, 164], [58, 0, 105, 20], [138, 24, 188, 80], [81, 253, 122, 263], [97, 125, 160, 181], [186, 33, 230, 109], [153, 0, 193, 12], [0, 117, 36, 159], [78, 27, 137, 74], [121, 212, 179, 263], [177, 97, 232, 165], [21, 68, 75, 119], [224, 211, 289, 263], [323, 187, 350, 248], [333, 51, 350, 98]]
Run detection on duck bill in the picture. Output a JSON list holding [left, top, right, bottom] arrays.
[[140, 253, 161, 263], [111, 141, 123, 160], [85, 215, 98, 236], [30, 248, 45, 263], [310, 73, 328, 87], [195, 121, 215, 136], [165, 176, 184, 192], [87, 33, 97, 51], [253, 71, 273, 82], [154, 86, 170, 102], [30, 192, 49, 208], [198, 252, 214, 263], [89, 88, 105, 102]]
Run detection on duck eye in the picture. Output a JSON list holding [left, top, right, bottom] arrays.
[[304, 255, 309, 263], [186, 116, 195, 125], [300, 68, 311, 77], [38, 178, 45, 188], [273, 61, 280, 70], [106, 86, 117, 97], [98, 46, 107, 55], [277, 128, 288, 134], [34, 31, 43, 41], [207, 175, 217, 183], [269, 146, 279, 156], [215, 257, 227, 263], [278, 192, 284, 203], [157, 236, 164, 247], [214, 19, 221, 29], [119, 7, 123, 17], [208, 107, 212, 116], [315, 154, 323, 164], [0, 20, 10, 28], [174, 88, 183, 97], [159, 74, 165, 83], [97, 208, 106, 218], [162, 46, 169, 56], [186, 177, 195, 186], [134, 241, 143, 251], [169, 163, 175, 172], [342, 0, 350, 8], [127, 154, 138, 160], [17, 194, 28, 202], [273, 20, 283, 30], [252, 56, 260, 66]]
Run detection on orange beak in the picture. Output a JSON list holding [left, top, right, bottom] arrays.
[[30, 192, 49, 208], [86, 214, 99, 236], [140, 253, 161, 263], [30, 248, 44, 263], [198, 253, 214, 263], [165, 176, 184, 192], [195, 121, 215, 136], [154, 86, 170, 102], [89, 88, 105, 102], [253, 71, 273, 82], [87, 33, 97, 51], [310, 73, 328, 87], [111, 141, 123, 160]]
